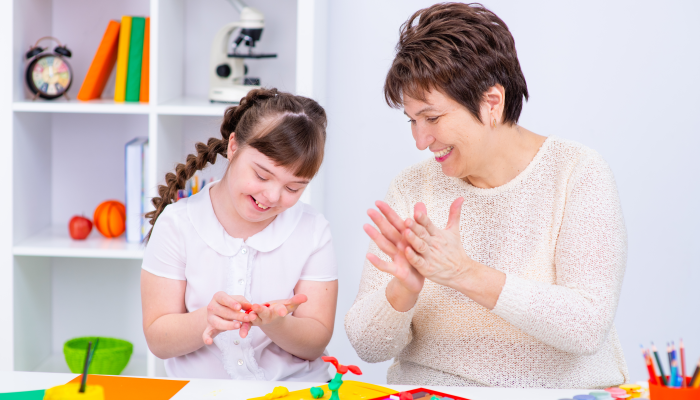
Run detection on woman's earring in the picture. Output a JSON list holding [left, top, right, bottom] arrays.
[[492, 118, 497, 128]]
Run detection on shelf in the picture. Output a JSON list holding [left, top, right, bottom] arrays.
[[13, 99, 151, 114], [34, 353, 147, 377], [157, 96, 232, 116], [13, 226, 144, 260]]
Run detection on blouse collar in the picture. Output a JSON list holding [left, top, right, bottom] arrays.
[[187, 181, 304, 256]]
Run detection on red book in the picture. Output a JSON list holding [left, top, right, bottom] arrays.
[[77, 20, 121, 101]]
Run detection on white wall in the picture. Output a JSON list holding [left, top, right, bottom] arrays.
[[323, 0, 700, 385]]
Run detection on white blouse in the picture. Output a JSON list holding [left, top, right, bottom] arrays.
[[142, 181, 338, 381]]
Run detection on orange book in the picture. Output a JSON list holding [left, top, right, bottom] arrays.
[[139, 17, 150, 103], [77, 20, 121, 101]]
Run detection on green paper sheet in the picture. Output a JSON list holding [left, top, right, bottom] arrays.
[[0, 389, 45, 399]]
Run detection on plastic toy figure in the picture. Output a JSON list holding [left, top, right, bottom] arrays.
[[322, 356, 362, 400]]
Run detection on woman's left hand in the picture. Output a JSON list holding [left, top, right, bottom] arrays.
[[401, 197, 474, 289], [249, 294, 308, 327]]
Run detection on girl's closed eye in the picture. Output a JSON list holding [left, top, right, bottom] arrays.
[[286, 186, 299, 193], [256, 172, 267, 181]]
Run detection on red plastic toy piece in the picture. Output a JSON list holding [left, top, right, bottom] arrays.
[[322, 356, 362, 376], [399, 392, 413, 400]]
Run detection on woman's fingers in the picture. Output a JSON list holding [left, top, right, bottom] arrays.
[[363, 224, 399, 256], [366, 253, 398, 276], [445, 197, 465, 231], [367, 208, 403, 245], [376, 201, 407, 233], [404, 245, 428, 271], [403, 227, 430, 254], [413, 202, 440, 236]]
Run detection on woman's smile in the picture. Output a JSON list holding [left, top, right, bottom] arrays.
[[433, 146, 454, 162]]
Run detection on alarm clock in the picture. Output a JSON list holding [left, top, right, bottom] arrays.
[[25, 36, 73, 100]]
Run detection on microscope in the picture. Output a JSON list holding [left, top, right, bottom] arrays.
[[209, 0, 277, 103]]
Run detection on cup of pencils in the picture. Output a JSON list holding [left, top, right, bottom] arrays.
[[641, 339, 699, 399]]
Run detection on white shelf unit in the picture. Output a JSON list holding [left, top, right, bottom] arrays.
[[0, 0, 327, 378]]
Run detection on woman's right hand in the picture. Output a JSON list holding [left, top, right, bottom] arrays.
[[364, 201, 425, 311], [202, 292, 257, 345]]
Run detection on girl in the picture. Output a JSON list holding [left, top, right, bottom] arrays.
[[140, 88, 338, 381]]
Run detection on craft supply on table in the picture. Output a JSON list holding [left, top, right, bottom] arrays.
[[641, 338, 700, 399], [67, 375, 188, 400], [63, 337, 132, 376]]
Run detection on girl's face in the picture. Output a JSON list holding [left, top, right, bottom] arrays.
[[403, 89, 495, 180], [224, 143, 309, 223]]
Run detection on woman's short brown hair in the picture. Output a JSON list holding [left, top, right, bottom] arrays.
[[384, 2, 528, 125]]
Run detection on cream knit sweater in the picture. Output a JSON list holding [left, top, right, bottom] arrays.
[[345, 137, 629, 388]]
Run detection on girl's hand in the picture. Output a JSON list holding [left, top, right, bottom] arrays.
[[202, 292, 257, 345], [249, 294, 308, 327], [363, 201, 425, 295], [402, 198, 473, 289]]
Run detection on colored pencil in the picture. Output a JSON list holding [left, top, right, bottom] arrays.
[[680, 339, 687, 387], [652, 343, 668, 386], [79, 341, 93, 393], [691, 357, 700, 388], [640, 346, 659, 385], [668, 344, 677, 387]]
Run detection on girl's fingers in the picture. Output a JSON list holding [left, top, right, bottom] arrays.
[[207, 314, 242, 331], [403, 227, 430, 254], [213, 291, 243, 311], [367, 209, 403, 245], [202, 326, 218, 345], [376, 201, 407, 234], [239, 322, 252, 338], [363, 224, 399, 256]]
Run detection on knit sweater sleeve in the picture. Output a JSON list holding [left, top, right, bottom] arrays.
[[344, 179, 416, 363], [492, 151, 627, 356]]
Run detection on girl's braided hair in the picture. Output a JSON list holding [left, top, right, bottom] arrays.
[[144, 87, 327, 242]]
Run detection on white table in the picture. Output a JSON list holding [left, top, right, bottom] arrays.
[[0, 371, 595, 400]]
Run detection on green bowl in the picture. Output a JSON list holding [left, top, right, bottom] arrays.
[[63, 337, 133, 375]]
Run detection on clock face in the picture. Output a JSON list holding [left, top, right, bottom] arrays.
[[28, 55, 72, 99]]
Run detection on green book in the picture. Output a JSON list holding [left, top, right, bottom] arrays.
[[125, 16, 146, 102]]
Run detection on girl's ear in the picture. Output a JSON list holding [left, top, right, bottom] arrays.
[[227, 133, 238, 161]]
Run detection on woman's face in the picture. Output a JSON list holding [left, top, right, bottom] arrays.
[[404, 89, 495, 179], [224, 143, 309, 223]]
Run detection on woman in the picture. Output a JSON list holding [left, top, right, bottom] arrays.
[[345, 3, 628, 389]]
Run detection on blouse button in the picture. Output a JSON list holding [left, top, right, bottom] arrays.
[[234, 340, 240, 345], [237, 359, 244, 366], [241, 248, 247, 254], [238, 279, 245, 285]]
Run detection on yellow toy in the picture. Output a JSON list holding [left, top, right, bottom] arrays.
[[249, 381, 398, 400], [264, 387, 290, 400], [43, 383, 105, 400]]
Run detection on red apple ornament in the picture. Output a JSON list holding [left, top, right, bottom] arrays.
[[69, 215, 93, 240]]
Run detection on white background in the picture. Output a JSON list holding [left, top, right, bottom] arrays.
[[322, 0, 700, 385]]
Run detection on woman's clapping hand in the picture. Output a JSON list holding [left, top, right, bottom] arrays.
[[363, 201, 426, 296], [402, 198, 474, 289]]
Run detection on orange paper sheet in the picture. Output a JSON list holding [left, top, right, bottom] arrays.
[[68, 375, 188, 400]]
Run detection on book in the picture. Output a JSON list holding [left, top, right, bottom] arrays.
[[125, 16, 146, 102], [77, 20, 121, 101], [139, 17, 150, 103], [125, 137, 149, 243], [114, 16, 132, 102]]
